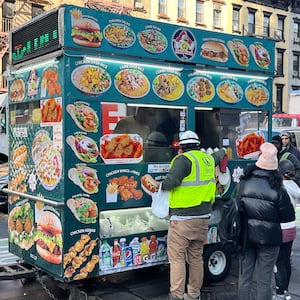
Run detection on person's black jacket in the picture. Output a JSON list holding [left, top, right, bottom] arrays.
[[239, 166, 295, 247], [279, 149, 300, 186]]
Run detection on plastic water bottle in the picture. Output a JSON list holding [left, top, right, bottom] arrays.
[[119, 237, 126, 267], [129, 237, 141, 266], [100, 239, 112, 270]]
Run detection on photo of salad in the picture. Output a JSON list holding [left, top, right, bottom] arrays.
[[71, 65, 111, 95], [137, 29, 168, 54], [104, 23, 135, 48]]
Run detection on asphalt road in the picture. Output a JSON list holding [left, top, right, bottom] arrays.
[[0, 211, 300, 300]]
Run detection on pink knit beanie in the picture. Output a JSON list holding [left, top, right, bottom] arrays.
[[255, 142, 278, 170]]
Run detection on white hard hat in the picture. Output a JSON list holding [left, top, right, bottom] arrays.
[[179, 130, 200, 145]]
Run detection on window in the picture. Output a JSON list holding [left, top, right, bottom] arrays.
[[275, 85, 284, 113], [196, 0, 204, 24], [32, 4, 45, 19], [213, 4, 222, 28], [294, 21, 300, 42], [293, 52, 300, 77], [177, 0, 185, 19], [2, 1, 15, 18], [107, 103, 182, 162], [232, 5, 241, 32], [263, 13, 270, 37], [276, 49, 284, 76], [248, 10, 256, 34], [276, 16, 285, 40], [158, 0, 167, 15]]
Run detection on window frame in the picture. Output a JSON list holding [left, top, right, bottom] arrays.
[[293, 52, 300, 78], [195, 0, 204, 24], [158, 0, 167, 15], [276, 48, 284, 77], [263, 13, 271, 37], [232, 5, 241, 33], [32, 4, 45, 19], [247, 9, 256, 34], [213, 3, 222, 28], [177, 0, 186, 19]]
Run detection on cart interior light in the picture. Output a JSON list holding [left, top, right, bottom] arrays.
[[195, 107, 213, 111], [84, 56, 183, 71], [127, 103, 187, 110], [193, 69, 269, 81], [15, 58, 58, 73]]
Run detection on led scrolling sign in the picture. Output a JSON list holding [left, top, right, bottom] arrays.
[[11, 10, 61, 65]]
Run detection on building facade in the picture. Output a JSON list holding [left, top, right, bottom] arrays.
[[0, 0, 298, 114]]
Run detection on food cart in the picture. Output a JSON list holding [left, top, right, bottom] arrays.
[[5, 4, 275, 290]]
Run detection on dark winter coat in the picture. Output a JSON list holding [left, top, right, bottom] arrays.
[[239, 167, 295, 247]]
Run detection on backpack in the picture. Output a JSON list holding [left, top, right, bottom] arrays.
[[217, 181, 244, 245]]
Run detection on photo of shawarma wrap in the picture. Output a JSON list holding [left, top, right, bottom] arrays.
[[67, 197, 98, 224]]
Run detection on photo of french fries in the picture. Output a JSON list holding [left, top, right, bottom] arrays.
[[236, 132, 265, 158]]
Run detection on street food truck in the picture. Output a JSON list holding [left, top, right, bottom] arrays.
[[5, 4, 275, 289]]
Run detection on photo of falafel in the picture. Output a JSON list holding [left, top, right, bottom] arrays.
[[8, 202, 35, 250]]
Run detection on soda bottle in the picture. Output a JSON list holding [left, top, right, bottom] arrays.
[[124, 245, 133, 267], [119, 237, 126, 267], [140, 236, 149, 264], [129, 237, 142, 266], [100, 239, 112, 270], [112, 238, 121, 267], [149, 235, 158, 261]]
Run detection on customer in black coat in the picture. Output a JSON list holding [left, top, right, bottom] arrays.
[[272, 135, 300, 187], [237, 142, 295, 300]]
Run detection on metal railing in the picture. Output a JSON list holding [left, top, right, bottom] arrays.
[[0, 75, 7, 92], [1, 18, 13, 33], [242, 24, 284, 41]]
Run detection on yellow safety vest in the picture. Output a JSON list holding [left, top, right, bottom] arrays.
[[169, 150, 216, 209]]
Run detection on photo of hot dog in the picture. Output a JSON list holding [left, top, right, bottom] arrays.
[[200, 41, 228, 63], [141, 174, 160, 195], [71, 17, 103, 47]]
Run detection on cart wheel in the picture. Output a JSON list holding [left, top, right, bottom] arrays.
[[203, 242, 232, 283], [68, 287, 88, 300], [21, 276, 36, 285]]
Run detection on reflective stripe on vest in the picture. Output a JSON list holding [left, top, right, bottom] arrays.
[[180, 152, 215, 186]]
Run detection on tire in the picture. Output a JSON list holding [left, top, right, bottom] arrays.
[[203, 242, 232, 283]]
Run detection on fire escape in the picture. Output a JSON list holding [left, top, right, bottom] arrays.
[[0, 0, 53, 93], [84, 0, 133, 15]]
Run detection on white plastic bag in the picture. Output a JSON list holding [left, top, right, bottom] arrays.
[[151, 183, 169, 219]]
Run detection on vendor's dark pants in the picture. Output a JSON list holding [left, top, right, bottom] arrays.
[[238, 244, 279, 300], [274, 240, 294, 295]]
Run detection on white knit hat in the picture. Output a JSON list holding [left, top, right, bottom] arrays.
[[255, 142, 278, 170]]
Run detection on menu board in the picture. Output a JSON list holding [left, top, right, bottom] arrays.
[[62, 5, 275, 73]]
